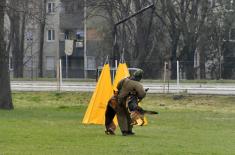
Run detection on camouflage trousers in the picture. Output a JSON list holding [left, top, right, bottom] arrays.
[[105, 95, 132, 133]]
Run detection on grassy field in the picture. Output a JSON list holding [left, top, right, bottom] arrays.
[[0, 92, 235, 155]]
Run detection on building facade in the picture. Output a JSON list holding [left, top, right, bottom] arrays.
[[10, 0, 97, 79]]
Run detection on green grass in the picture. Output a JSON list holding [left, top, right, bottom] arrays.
[[0, 92, 235, 155]]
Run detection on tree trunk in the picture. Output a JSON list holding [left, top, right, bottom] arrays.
[[12, 14, 24, 78], [170, 26, 179, 80], [133, 0, 153, 68], [38, 0, 46, 78], [185, 53, 195, 79], [133, 14, 145, 67], [184, 45, 195, 80], [38, 22, 45, 77], [8, 0, 24, 78], [199, 48, 206, 79], [19, 11, 26, 76], [170, 37, 178, 80], [0, 0, 14, 109]]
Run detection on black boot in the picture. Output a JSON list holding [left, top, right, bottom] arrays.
[[122, 131, 128, 136], [105, 128, 115, 135], [127, 131, 135, 135], [122, 131, 135, 136]]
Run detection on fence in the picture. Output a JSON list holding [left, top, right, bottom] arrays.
[[9, 57, 235, 94], [9, 58, 235, 81]]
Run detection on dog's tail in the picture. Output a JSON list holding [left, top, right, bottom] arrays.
[[143, 110, 159, 115]]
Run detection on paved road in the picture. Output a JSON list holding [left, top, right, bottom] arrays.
[[10, 81, 235, 95]]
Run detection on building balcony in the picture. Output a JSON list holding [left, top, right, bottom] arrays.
[[59, 40, 84, 57]]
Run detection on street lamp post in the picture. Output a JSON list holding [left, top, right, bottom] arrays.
[[31, 38, 33, 79], [84, 0, 87, 79]]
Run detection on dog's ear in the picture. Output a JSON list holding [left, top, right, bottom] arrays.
[[113, 90, 118, 95]]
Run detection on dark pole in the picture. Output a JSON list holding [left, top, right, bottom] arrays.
[[115, 4, 155, 27], [112, 25, 119, 68], [112, 4, 155, 67]]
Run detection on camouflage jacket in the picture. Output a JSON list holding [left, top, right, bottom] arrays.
[[117, 78, 146, 101]]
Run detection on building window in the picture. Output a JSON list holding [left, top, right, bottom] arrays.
[[230, 28, 235, 41], [46, 56, 55, 70], [25, 31, 33, 41], [47, 29, 55, 41], [64, 31, 68, 39], [87, 56, 95, 70], [47, 2, 56, 13], [76, 31, 84, 40]]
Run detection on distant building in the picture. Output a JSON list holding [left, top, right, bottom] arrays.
[[223, 0, 235, 79], [9, 0, 98, 79]]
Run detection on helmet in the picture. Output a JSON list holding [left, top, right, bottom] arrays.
[[132, 69, 143, 81]]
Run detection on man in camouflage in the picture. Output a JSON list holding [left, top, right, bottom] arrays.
[[105, 69, 146, 136]]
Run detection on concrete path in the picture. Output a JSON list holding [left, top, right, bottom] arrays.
[[11, 81, 235, 95]]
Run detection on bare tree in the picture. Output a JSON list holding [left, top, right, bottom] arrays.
[[38, 0, 47, 78], [87, 0, 229, 79], [7, 0, 29, 78], [154, 0, 225, 79], [87, 0, 158, 75], [0, 0, 13, 109]]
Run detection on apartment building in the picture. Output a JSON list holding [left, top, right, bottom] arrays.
[[19, 0, 98, 78]]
